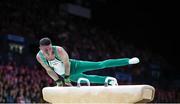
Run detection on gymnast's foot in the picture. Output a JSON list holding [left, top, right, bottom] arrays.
[[109, 80, 118, 86], [128, 57, 140, 64], [107, 77, 118, 86]]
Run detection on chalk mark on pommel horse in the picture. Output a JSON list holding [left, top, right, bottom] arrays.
[[42, 77, 155, 104]]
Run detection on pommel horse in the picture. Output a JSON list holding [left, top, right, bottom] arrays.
[[42, 77, 155, 104]]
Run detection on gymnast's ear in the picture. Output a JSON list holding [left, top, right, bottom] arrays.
[[39, 45, 45, 50]]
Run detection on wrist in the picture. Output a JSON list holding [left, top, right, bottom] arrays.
[[55, 78, 62, 83], [64, 75, 71, 83], [64, 74, 70, 79]]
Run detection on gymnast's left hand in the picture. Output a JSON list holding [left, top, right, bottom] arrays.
[[64, 75, 72, 86]]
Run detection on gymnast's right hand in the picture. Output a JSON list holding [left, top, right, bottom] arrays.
[[55, 79, 64, 86]]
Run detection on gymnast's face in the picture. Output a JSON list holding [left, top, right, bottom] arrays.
[[40, 44, 53, 54]]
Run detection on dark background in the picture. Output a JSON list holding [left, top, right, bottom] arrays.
[[91, 0, 178, 78], [0, 0, 179, 103]]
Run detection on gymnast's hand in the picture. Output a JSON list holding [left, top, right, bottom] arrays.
[[64, 75, 72, 86], [56, 75, 72, 87], [55, 79, 64, 87]]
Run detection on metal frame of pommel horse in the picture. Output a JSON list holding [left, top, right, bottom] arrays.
[[42, 77, 155, 104]]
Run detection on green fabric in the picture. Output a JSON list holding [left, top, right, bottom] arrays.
[[53, 46, 62, 61], [69, 58, 130, 84], [38, 51, 48, 65], [64, 77, 71, 83]]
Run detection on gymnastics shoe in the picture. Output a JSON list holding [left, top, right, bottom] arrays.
[[109, 80, 118, 86]]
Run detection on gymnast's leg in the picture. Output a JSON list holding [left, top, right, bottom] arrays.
[[73, 57, 139, 74], [70, 73, 110, 84]]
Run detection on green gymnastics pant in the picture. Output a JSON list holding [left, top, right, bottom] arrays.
[[69, 58, 130, 84]]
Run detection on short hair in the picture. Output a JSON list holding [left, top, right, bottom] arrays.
[[39, 37, 52, 46]]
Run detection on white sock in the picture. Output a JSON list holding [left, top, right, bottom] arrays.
[[128, 57, 140, 64]]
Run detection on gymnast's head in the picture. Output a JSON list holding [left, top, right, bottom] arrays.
[[39, 37, 53, 53]]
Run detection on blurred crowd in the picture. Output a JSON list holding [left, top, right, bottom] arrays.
[[154, 88, 180, 103], [0, 0, 179, 103], [0, 62, 54, 103]]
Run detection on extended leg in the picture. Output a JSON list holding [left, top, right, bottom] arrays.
[[70, 73, 109, 84], [75, 58, 130, 73]]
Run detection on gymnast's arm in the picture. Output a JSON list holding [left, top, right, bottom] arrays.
[[36, 54, 60, 81], [56, 46, 71, 77]]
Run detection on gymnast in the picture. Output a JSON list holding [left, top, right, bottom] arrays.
[[36, 37, 140, 86]]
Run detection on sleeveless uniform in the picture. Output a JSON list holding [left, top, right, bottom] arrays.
[[37, 45, 130, 84]]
